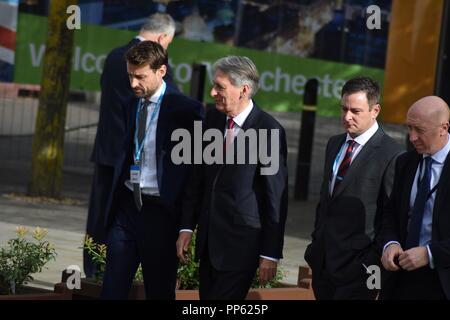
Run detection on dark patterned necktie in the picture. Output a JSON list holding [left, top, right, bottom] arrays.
[[133, 99, 150, 211], [333, 140, 356, 195], [405, 156, 433, 249]]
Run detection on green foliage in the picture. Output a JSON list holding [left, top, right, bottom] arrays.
[[83, 235, 143, 283], [84, 233, 284, 290], [176, 232, 285, 290], [251, 266, 285, 289], [176, 232, 200, 289], [0, 226, 57, 295]]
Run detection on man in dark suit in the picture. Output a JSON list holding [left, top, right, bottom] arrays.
[[304, 77, 403, 300], [85, 13, 178, 278], [176, 56, 288, 300], [100, 41, 204, 299], [380, 96, 450, 300]]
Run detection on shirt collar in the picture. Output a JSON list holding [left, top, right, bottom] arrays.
[[135, 35, 145, 42], [146, 80, 166, 104], [228, 100, 254, 128], [346, 121, 379, 146], [426, 133, 450, 164]]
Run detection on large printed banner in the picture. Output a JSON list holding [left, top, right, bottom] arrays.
[[14, 13, 385, 116]]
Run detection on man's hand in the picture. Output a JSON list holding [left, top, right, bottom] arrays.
[[176, 231, 193, 264], [381, 243, 403, 271], [258, 258, 277, 286], [398, 246, 429, 271]]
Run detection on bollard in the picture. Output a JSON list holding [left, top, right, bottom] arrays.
[[190, 63, 207, 103], [294, 79, 319, 200]]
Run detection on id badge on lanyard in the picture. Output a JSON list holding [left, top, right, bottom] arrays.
[[130, 164, 141, 184]]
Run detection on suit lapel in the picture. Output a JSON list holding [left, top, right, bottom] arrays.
[[155, 86, 171, 188], [398, 152, 421, 237], [240, 104, 260, 131], [432, 151, 450, 224], [326, 135, 346, 183], [332, 128, 383, 198]]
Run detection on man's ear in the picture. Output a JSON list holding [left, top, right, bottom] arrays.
[[157, 33, 166, 45], [159, 64, 167, 78], [441, 122, 449, 135], [241, 84, 250, 99], [371, 104, 381, 118]]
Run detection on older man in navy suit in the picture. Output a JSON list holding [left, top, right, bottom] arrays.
[[380, 96, 450, 300], [85, 13, 178, 278], [100, 41, 204, 299]]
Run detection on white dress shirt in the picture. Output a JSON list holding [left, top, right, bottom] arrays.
[[224, 100, 254, 139], [125, 82, 165, 195]]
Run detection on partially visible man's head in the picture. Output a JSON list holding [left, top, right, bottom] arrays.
[[140, 13, 176, 50], [125, 41, 167, 98], [340, 77, 381, 138], [210, 56, 259, 117], [406, 96, 450, 155]]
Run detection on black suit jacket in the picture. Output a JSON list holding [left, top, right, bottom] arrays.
[[181, 105, 288, 271], [91, 38, 178, 166], [379, 150, 450, 298], [104, 84, 204, 227], [305, 127, 403, 285]]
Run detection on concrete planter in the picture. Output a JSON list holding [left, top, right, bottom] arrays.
[[0, 285, 71, 300]]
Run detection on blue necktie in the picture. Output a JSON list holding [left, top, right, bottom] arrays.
[[405, 157, 433, 249]]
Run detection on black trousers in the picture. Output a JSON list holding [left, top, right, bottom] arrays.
[[100, 187, 179, 300], [312, 267, 378, 300], [199, 251, 256, 300], [84, 163, 114, 278], [388, 267, 446, 300]]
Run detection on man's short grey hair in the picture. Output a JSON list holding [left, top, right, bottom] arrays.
[[141, 13, 176, 37], [213, 56, 260, 98]]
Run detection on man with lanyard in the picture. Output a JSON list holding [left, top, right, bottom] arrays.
[[100, 41, 204, 299], [85, 13, 178, 278]]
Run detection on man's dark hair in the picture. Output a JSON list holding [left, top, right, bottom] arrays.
[[341, 77, 380, 109], [125, 40, 168, 69]]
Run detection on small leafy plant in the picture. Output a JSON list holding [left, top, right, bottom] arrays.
[[84, 233, 284, 290], [177, 231, 285, 289], [0, 226, 57, 295], [83, 235, 143, 283]]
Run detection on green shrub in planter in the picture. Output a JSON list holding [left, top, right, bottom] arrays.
[[85, 233, 284, 290], [177, 231, 284, 289], [83, 235, 143, 283], [0, 226, 57, 295]]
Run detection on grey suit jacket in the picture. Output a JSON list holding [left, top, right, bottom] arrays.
[[305, 127, 404, 285]]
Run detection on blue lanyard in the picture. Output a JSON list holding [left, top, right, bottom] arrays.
[[134, 82, 166, 164]]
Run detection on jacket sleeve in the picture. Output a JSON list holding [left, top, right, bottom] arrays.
[[260, 126, 288, 259]]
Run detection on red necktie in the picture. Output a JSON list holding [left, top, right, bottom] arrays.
[[333, 140, 356, 195], [224, 117, 235, 154]]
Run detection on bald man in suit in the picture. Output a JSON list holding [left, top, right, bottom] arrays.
[[380, 96, 450, 300]]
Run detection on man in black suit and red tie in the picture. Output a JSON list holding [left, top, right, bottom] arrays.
[[85, 13, 178, 278], [380, 96, 450, 300], [304, 77, 404, 300], [176, 56, 288, 300]]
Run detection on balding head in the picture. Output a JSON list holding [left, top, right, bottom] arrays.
[[406, 96, 449, 155]]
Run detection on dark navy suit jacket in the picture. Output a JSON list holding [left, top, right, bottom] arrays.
[[181, 105, 288, 271], [104, 84, 204, 227]]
